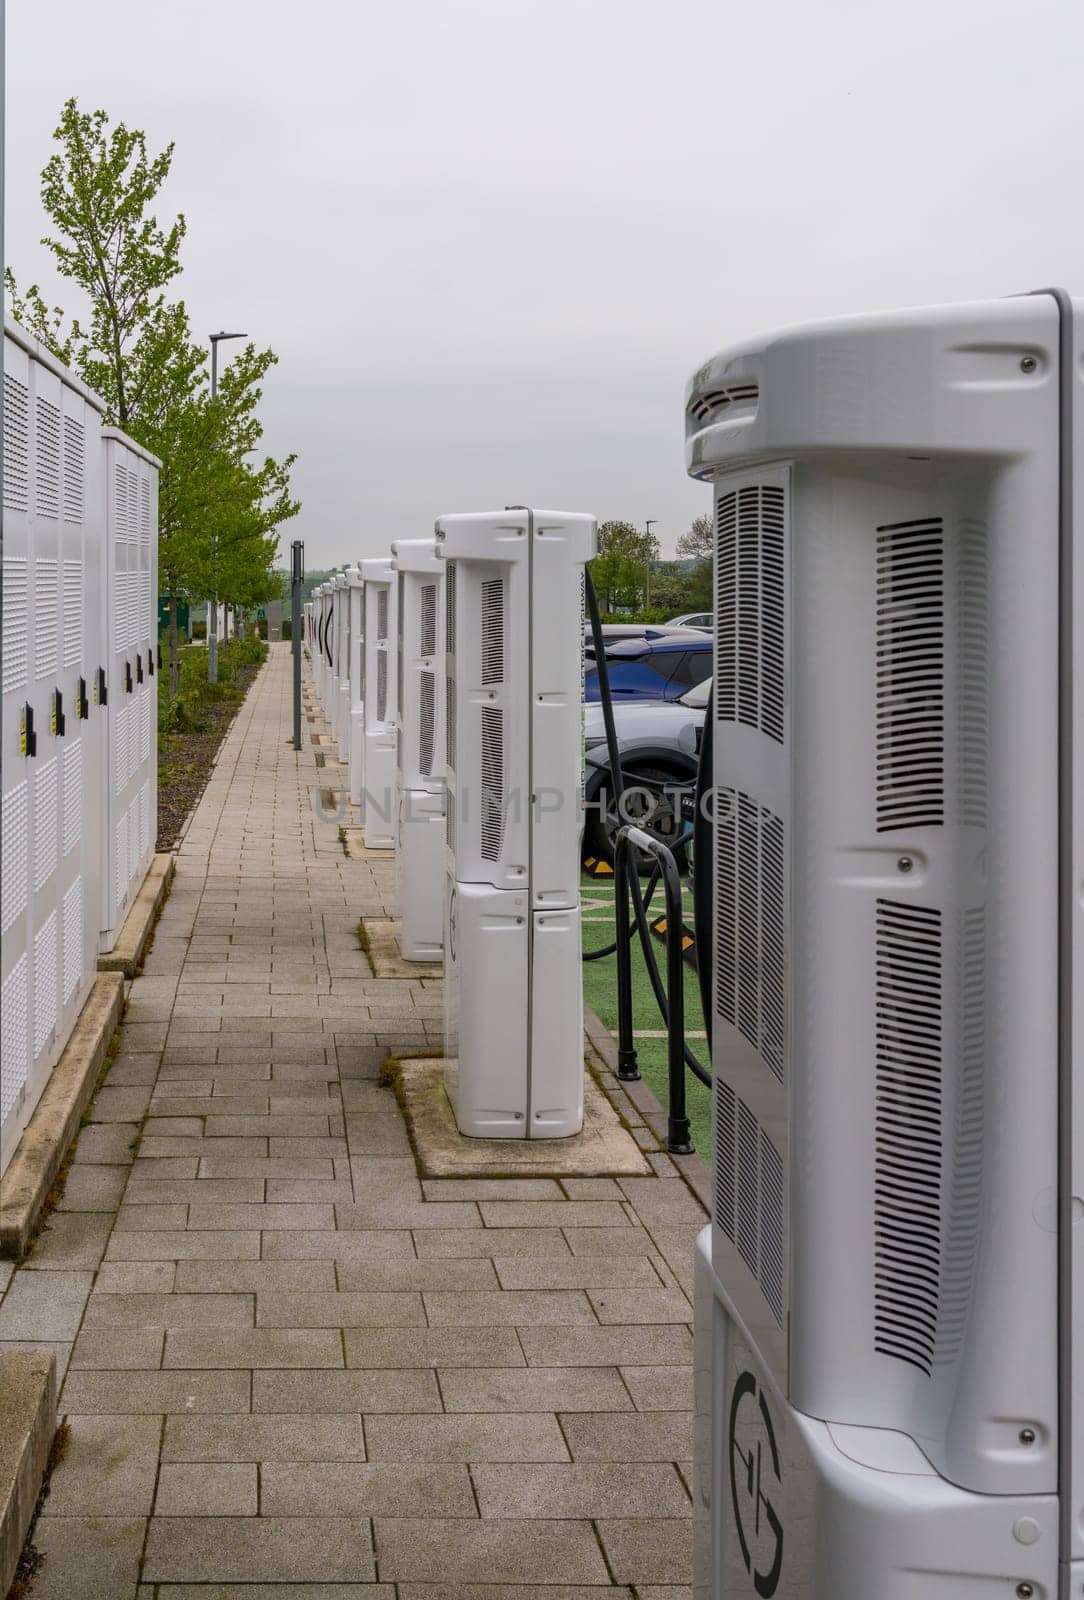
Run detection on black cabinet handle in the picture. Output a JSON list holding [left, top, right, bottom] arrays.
[[52, 689, 65, 737], [78, 677, 89, 719], [136, 653, 144, 684], [125, 660, 133, 694], [96, 666, 108, 707], [22, 703, 36, 757]]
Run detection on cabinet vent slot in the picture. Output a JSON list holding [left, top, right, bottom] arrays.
[[876, 518, 945, 832], [874, 898, 943, 1376]]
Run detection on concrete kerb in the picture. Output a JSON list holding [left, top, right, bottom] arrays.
[[0, 1349, 57, 1597], [0, 973, 125, 1259], [97, 852, 176, 980]]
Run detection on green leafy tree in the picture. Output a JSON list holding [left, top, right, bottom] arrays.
[[7, 99, 300, 691], [591, 520, 658, 612], [675, 512, 712, 564]]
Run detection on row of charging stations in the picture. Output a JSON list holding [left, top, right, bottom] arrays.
[[1, 320, 159, 1177], [307, 511, 596, 1140]]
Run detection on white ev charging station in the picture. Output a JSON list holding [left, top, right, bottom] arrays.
[[332, 571, 350, 760], [687, 292, 1083, 1597], [391, 538, 445, 962], [359, 557, 398, 850], [436, 507, 595, 1139], [346, 564, 365, 807]]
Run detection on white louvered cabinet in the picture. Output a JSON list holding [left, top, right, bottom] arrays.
[[101, 428, 159, 952], [2, 322, 106, 1174]]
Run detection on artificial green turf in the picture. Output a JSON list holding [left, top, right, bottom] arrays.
[[581, 873, 713, 1159]]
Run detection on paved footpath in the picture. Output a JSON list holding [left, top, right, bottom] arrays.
[[0, 643, 704, 1598]]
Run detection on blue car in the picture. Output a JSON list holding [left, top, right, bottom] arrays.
[[584, 634, 713, 703]]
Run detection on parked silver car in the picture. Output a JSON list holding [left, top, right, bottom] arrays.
[[582, 677, 709, 868], [665, 611, 713, 632]]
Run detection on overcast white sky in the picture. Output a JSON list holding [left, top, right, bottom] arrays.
[[7, 0, 1084, 568]]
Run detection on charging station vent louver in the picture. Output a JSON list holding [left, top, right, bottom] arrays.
[[715, 788, 785, 1082], [874, 898, 943, 1375], [480, 704, 504, 863], [687, 381, 759, 427], [419, 672, 435, 777], [35, 396, 61, 518], [481, 577, 505, 685], [421, 583, 437, 658], [715, 481, 785, 741], [4, 372, 29, 511], [376, 650, 387, 723], [63, 416, 84, 522], [715, 1080, 785, 1324], [876, 518, 946, 832]]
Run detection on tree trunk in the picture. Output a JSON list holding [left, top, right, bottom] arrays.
[[169, 591, 180, 696]]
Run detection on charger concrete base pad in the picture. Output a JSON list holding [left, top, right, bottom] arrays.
[[362, 920, 442, 979], [395, 1056, 652, 1177]]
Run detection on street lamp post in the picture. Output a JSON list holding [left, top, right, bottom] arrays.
[[644, 519, 657, 610], [207, 330, 247, 683]]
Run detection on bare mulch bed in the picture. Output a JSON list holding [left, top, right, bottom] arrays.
[[156, 661, 263, 850]]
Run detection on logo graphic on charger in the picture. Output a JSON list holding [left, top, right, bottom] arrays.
[[729, 1370, 784, 1597]]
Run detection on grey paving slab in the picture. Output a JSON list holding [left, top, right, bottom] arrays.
[[31, 1515, 147, 1599], [478, 1201, 632, 1229], [186, 1202, 337, 1230], [25, 1212, 113, 1268], [396, 1591, 631, 1600], [621, 1365, 695, 1412], [422, 1290, 595, 1327], [56, 1164, 129, 1211], [87, 1088, 155, 1126], [69, 1328, 166, 1370], [492, 1255, 663, 1289], [263, 1461, 476, 1517], [596, 1519, 692, 1585], [412, 1228, 572, 1259], [558, 1411, 694, 1462], [587, 1287, 693, 1324], [155, 1462, 259, 1515], [372, 1518, 608, 1584], [334, 1259, 499, 1292], [343, 1327, 524, 1370], [256, 1290, 424, 1327], [70, 1122, 141, 1163], [143, 1516, 376, 1583], [45, 1414, 162, 1515], [114, 1202, 191, 1230], [439, 1366, 633, 1414], [84, 1292, 254, 1329], [518, 1325, 694, 1367], [123, 1179, 267, 1204], [261, 1230, 416, 1263], [364, 1413, 570, 1463], [0, 1269, 93, 1339], [471, 1462, 690, 1519], [174, 1260, 338, 1293], [163, 1327, 344, 1368], [163, 1412, 369, 1461], [105, 1230, 262, 1261], [59, 1368, 251, 1413], [252, 1369, 442, 1414], [564, 1226, 658, 1256]]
